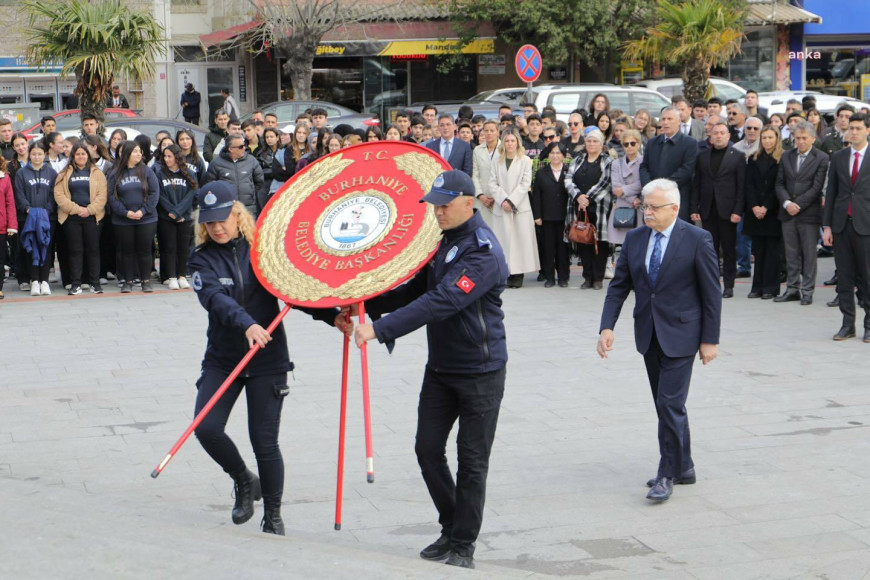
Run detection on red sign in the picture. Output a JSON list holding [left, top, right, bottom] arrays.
[[515, 44, 542, 83], [253, 142, 451, 308]]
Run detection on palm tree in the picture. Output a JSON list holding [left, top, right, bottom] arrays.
[[24, 0, 164, 129], [623, 0, 746, 102]]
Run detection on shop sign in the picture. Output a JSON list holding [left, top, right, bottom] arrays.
[[548, 66, 567, 80], [479, 54, 505, 75], [315, 39, 494, 58]]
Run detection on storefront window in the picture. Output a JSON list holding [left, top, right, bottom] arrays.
[[307, 57, 363, 111], [805, 47, 870, 98], [713, 26, 776, 92]]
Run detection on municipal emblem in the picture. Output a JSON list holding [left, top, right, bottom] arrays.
[[203, 192, 217, 206], [445, 246, 458, 263]]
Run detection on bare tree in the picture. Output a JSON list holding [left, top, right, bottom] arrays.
[[221, 0, 407, 101]]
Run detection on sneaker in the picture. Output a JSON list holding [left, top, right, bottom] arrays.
[[121, 282, 133, 293], [30, 281, 41, 296], [107, 272, 116, 280], [20, 282, 29, 292], [40, 281, 51, 296], [604, 263, 615, 279], [118, 279, 125, 288], [142, 281, 153, 293], [68, 285, 82, 295], [178, 276, 190, 289], [90, 284, 104, 294], [167, 277, 179, 290]]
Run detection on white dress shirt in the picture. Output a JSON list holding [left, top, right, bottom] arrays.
[[645, 220, 676, 272]]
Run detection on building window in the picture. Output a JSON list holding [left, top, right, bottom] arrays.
[[713, 26, 776, 92], [805, 47, 870, 99]]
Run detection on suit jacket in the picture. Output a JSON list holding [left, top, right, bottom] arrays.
[[600, 219, 722, 357], [691, 144, 746, 220], [640, 131, 697, 220], [679, 119, 705, 141], [531, 163, 569, 222], [426, 137, 473, 177], [774, 147, 830, 224], [824, 146, 870, 235], [105, 94, 130, 109]]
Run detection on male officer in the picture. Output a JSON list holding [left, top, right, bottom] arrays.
[[355, 170, 509, 569]]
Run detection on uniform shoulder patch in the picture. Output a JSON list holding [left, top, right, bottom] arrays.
[[191, 271, 203, 291], [475, 228, 493, 250], [456, 275, 475, 294]]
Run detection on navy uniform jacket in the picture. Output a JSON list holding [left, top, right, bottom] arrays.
[[599, 219, 722, 358], [188, 236, 337, 377], [366, 211, 509, 373]]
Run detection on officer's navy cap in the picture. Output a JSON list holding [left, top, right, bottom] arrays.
[[197, 182, 238, 223], [421, 170, 475, 206]]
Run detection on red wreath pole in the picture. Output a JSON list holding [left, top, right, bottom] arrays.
[[151, 304, 293, 479], [358, 302, 375, 483], [334, 310, 351, 530]]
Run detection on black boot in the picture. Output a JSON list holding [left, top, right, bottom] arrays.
[[230, 468, 262, 524], [261, 503, 285, 535]]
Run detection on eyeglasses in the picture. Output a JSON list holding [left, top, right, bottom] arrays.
[[569, 122, 582, 127], [623, 141, 639, 147], [544, 134, 557, 141], [728, 112, 739, 116], [641, 203, 675, 212], [745, 127, 760, 131], [229, 145, 245, 150]]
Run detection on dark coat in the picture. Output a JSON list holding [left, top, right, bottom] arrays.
[[180, 89, 201, 121], [640, 131, 698, 221], [531, 164, 569, 222], [743, 151, 782, 238], [105, 93, 130, 109], [691, 144, 746, 220], [824, 146, 870, 235], [425, 138, 473, 177], [775, 147, 830, 224]]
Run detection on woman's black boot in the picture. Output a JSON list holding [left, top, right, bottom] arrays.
[[230, 468, 262, 524], [261, 503, 285, 535]]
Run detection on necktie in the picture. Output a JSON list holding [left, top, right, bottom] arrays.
[[797, 153, 806, 172], [649, 232, 664, 286], [443, 140, 452, 160], [683, 123, 689, 135], [849, 151, 860, 216]]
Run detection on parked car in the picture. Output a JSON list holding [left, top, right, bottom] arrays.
[[407, 100, 521, 122], [467, 87, 546, 108], [59, 118, 207, 154], [21, 108, 139, 140], [634, 77, 747, 101], [530, 84, 672, 122], [241, 100, 378, 129], [756, 91, 869, 120]]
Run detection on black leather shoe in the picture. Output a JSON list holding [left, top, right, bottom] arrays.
[[774, 292, 800, 303], [558, 280, 569, 288], [580, 280, 593, 289], [261, 504, 285, 535], [592, 281, 603, 290], [536, 273, 546, 282], [824, 275, 838, 286], [544, 280, 555, 288], [747, 291, 761, 299], [864, 329, 870, 343], [231, 468, 262, 524], [827, 296, 840, 307], [445, 552, 475, 569], [761, 293, 776, 300], [801, 296, 813, 305], [646, 468, 696, 488], [722, 288, 734, 298], [833, 326, 856, 341], [736, 270, 751, 278], [420, 534, 452, 561], [646, 477, 674, 501]]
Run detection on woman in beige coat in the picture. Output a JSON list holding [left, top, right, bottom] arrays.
[[54, 143, 107, 294], [488, 127, 538, 288], [472, 119, 501, 227]]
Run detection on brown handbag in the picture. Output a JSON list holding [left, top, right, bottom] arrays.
[[567, 211, 599, 253]]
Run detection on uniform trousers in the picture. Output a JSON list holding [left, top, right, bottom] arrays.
[[833, 218, 870, 329], [415, 366, 505, 557], [194, 369, 288, 505]]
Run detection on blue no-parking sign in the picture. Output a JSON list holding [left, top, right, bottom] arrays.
[[515, 45, 542, 83]]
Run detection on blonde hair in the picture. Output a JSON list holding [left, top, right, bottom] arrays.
[[755, 125, 783, 163], [621, 129, 642, 145], [342, 134, 362, 147], [497, 128, 525, 161], [195, 201, 257, 247]]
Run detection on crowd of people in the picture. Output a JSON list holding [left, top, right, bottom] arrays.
[[2, 92, 869, 335]]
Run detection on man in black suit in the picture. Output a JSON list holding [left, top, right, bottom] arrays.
[[823, 113, 870, 341], [105, 85, 130, 109], [426, 113, 473, 177], [690, 119, 745, 297], [640, 107, 698, 221], [727, 103, 748, 143], [598, 178, 721, 502], [774, 121, 830, 305]]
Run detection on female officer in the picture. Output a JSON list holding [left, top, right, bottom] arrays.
[[188, 181, 352, 535]]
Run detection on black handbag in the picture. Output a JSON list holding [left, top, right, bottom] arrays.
[[612, 207, 637, 229]]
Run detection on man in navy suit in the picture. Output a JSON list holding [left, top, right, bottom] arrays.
[[426, 113, 473, 177], [640, 107, 698, 221], [597, 178, 722, 502]]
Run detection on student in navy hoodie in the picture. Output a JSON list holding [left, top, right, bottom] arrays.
[[188, 182, 353, 536], [107, 140, 160, 293], [176, 129, 206, 185], [154, 144, 197, 290], [14, 140, 58, 296]]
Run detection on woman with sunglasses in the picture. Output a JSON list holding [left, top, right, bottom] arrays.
[[566, 111, 586, 158], [607, 129, 644, 248]]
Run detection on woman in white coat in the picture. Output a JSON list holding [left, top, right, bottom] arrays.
[[471, 119, 501, 227], [488, 127, 538, 288]]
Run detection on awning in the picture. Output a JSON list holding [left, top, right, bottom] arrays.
[[745, 2, 822, 25], [200, 20, 262, 48]]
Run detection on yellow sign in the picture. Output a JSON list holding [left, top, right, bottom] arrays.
[[379, 39, 494, 56], [862, 74, 870, 102]]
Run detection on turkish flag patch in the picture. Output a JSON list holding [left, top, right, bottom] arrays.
[[456, 275, 475, 294]]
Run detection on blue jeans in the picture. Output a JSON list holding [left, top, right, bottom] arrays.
[[737, 218, 752, 273]]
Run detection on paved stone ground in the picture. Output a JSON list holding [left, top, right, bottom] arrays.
[[2, 258, 870, 579]]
